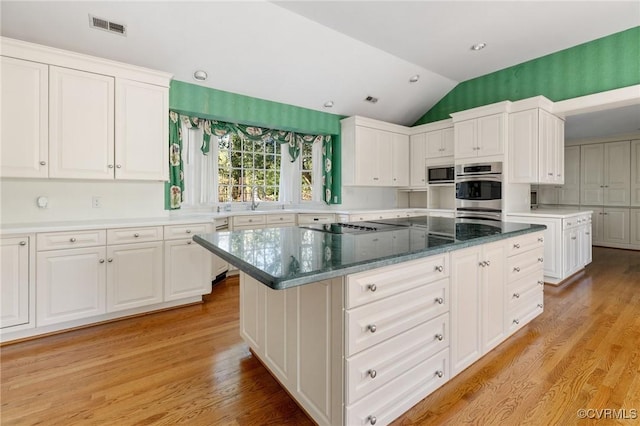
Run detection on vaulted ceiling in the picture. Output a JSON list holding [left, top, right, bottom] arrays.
[[1, 1, 638, 127]]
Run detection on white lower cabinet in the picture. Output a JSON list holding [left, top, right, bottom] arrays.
[[1, 236, 33, 329], [106, 241, 163, 312], [602, 207, 630, 245], [450, 240, 506, 376], [37, 246, 107, 326]]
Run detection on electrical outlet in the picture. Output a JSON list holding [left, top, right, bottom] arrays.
[[92, 196, 102, 208]]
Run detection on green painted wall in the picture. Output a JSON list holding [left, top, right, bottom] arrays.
[[414, 26, 640, 125], [170, 80, 343, 203]]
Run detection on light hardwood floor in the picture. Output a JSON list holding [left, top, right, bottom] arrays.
[[1, 247, 639, 425]]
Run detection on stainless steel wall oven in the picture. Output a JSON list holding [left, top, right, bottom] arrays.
[[455, 162, 503, 222]]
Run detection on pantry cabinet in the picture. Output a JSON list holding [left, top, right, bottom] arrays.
[[0, 57, 49, 178], [580, 141, 631, 206], [1, 236, 32, 329]]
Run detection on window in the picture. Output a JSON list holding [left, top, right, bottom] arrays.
[[217, 133, 281, 203]]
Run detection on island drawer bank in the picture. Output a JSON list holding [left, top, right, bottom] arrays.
[[194, 216, 546, 426]]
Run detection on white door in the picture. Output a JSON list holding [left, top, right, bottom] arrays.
[[49, 66, 115, 179], [409, 133, 426, 186], [36, 247, 107, 326], [603, 141, 631, 206], [454, 120, 477, 159], [451, 246, 482, 375], [426, 130, 444, 159], [559, 146, 580, 205], [164, 239, 212, 301], [391, 133, 409, 186], [1, 57, 49, 178], [1, 237, 30, 328], [580, 144, 604, 205], [631, 140, 640, 206], [481, 241, 506, 352], [508, 109, 538, 183], [603, 208, 630, 244], [106, 242, 163, 312], [477, 114, 504, 157], [115, 79, 168, 180]]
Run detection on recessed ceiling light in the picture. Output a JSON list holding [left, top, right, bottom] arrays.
[[323, 101, 334, 108], [470, 43, 487, 51], [193, 70, 208, 81], [409, 74, 420, 83]]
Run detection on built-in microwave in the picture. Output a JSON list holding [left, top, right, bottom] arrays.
[[427, 165, 454, 184]]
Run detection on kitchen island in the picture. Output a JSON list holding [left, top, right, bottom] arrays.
[[194, 217, 546, 426]]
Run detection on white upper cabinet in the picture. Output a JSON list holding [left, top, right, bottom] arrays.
[[425, 128, 454, 160], [49, 66, 115, 179], [0, 57, 49, 178], [115, 79, 169, 180], [581, 141, 630, 206], [454, 113, 505, 160], [508, 108, 564, 184], [632, 140, 640, 206]]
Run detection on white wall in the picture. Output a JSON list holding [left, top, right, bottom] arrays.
[[0, 179, 167, 224]]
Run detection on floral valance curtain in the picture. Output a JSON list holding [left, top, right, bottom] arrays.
[[168, 111, 334, 209]]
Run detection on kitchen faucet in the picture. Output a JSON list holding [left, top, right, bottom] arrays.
[[250, 185, 264, 211]]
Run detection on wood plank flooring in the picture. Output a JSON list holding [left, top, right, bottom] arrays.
[[2, 247, 639, 425]]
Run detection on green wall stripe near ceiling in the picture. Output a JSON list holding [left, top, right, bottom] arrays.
[[169, 80, 343, 204], [414, 26, 640, 125]]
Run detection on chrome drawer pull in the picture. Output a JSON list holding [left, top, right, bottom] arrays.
[[187, 241, 192, 245], [538, 280, 544, 286], [538, 237, 544, 242], [513, 267, 520, 272], [368, 369, 377, 379], [368, 415, 377, 425], [435, 370, 444, 378], [485, 260, 490, 266], [435, 333, 444, 341], [538, 303, 544, 309], [478, 261, 486, 267], [367, 284, 377, 292], [513, 243, 520, 249], [538, 257, 544, 263], [70, 237, 77, 243], [435, 297, 444, 305], [367, 324, 377, 333], [19, 241, 27, 246], [513, 319, 520, 325], [186, 229, 192, 233], [513, 293, 520, 299], [434, 265, 444, 272]]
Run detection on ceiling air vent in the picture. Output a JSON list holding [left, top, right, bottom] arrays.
[[89, 15, 127, 36], [364, 96, 379, 104]]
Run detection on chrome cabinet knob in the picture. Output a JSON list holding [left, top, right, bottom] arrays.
[[367, 284, 377, 292], [368, 369, 377, 379], [40, 160, 46, 166], [368, 415, 377, 425], [513, 293, 520, 298], [186, 229, 192, 233], [538, 280, 544, 286], [513, 267, 520, 272], [435, 333, 444, 341], [19, 241, 27, 246], [538, 303, 544, 309], [99, 259, 105, 263], [513, 243, 520, 249], [187, 241, 192, 245], [513, 319, 520, 325], [107, 258, 113, 262], [538, 237, 544, 242], [435, 297, 444, 305], [108, 164, 114, 169], [479, 261, 486, 267], [134, 233, 140, 238], [116, 164, 122, 168], [538, 257, 544, 263], [485, 260, 490, 266], [434, 265, 444, 272], [367, 324, 377, 333], [70, 237, 77, 243], [435, 370, 444, 378]]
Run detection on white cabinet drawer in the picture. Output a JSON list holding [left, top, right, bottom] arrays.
[[507, 232, 544, 257], [507, 247, 544, 282], [506, 273, 544, 311], [164, 223, 211, 240], [37, 229, 106, 251], [345, 313, 448, 405], [215, 217, 229, 228], [107, 226, 163, 244], [349, 213, 378, 222], [346, 254, 448, 309], [232, 215, 266, 228], [506, 289, 543, 334], [345, 348, 449, 426], [563, 215, 590, 229], [266, 213, 296, 225], [346, 278, 449, 356], [296, 213, 335, 225]]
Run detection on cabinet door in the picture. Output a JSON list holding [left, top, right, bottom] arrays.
[[1, 237, 30, 328], [538, 110, 556, 184], [454, 120, 477, 159], [562, 229, 579, 276], [0, 57, 49, 178], [441, 128, 454, 157], [603, 208, 630, 244], [604, 141, 631, 206], [451, 246, 482, 375], [106, 242, 163, 312], [558, 146, 580, 205], [630, 209, 640, 246], [425, 130, 444, 158], [590, 208, 605, 245], [508, 109, 538, 183], [115, 79, 168, 180], [391, 133, 409, 186], [354, 126, 379, 185], [409, 133, 427, 186], [581, 222, 593, 266], [164, 239, 212, 301], [554, 118, 565, 184], [477, 114, 504, 157], [481, 241, 506, 352], [631, 140, 640, 206], [580, 144, 604, 205], [376, 130, 393, 186], [36, 246, 107, 326], [49, 66, 115, 179]]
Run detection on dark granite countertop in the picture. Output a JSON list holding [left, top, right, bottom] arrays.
[[193, 216, 546, 290]]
